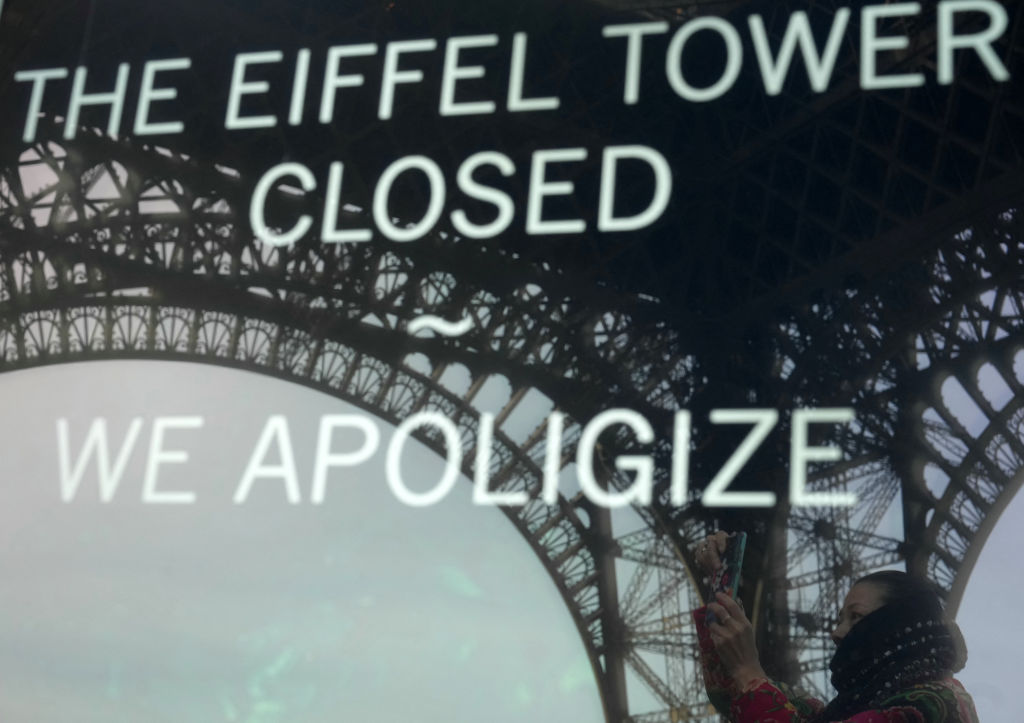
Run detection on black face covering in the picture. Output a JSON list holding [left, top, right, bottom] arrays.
[[811, 592, 958, 723]]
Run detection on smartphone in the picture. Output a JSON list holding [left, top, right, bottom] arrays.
[[707, 532, 746, 624]]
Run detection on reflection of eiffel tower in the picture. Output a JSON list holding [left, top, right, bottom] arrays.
[[1, 0, 1022, 720]]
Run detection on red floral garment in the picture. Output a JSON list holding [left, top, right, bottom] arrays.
[[692, 607, 979, 723]]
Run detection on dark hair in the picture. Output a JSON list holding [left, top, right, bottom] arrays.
[[854, 570, 945, 607], [853, 570, 968, 671]]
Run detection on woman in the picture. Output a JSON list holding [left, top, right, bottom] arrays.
[[693, 532, 978, 722]]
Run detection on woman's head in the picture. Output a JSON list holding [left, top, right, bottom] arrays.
[[821, 571, 967, 720], [831, 570, 946, 646]]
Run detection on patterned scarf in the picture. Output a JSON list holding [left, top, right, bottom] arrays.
[[811, 592, 959, 723]]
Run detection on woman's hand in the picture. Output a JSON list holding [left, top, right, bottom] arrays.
[[694, 531, 730, 575], [707, 591, 767, 691]]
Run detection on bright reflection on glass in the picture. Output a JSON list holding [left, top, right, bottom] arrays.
[[0, 361, 601, 722]]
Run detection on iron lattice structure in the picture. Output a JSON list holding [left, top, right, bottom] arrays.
[[1, 0, 1023, 721]]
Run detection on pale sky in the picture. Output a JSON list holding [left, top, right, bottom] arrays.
[[956, 490, 1021, 720], [0, 361, 603, 722]]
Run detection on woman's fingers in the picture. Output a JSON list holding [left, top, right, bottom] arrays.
[[707, 602, 735, 628], [706, 544, 721, 571], [712, 530, 729, 556], [715, 592, 747, 621], [707, 593, 763, 680], [708, 597, 744, 628], [696, 531, 731, 573]]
